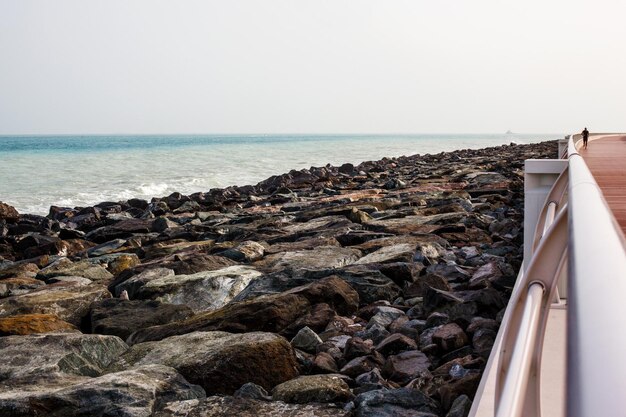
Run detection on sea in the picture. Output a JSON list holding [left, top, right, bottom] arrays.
[[0, 134, 562, 215]]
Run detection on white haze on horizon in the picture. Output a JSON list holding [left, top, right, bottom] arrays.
[[0, 0, 624, 135]]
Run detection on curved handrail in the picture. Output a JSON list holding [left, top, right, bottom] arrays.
[[495, 207, 568, 417], [566, 134, 626, 417]]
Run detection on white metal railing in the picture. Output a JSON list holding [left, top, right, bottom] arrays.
[[495, 206, 568, 417], [493, 133, 626, 417], [566, 134, 626, 417]]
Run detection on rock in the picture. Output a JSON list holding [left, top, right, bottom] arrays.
[[234, 382, 271, 400], [472, 327, 497, 359], [355, 244, 416, 265], [155, 396, 351, 417], [106, 253, 141, 276], [85, 218, 154, 243], [0, 314, 78, 336], [127, 276, 358, 344], [382, 350, 431, 384], [259, 246, 361, 271], [89, 298, 194, 340], [468, 261, 502, 288], [340, 354, 384, 378], [312, 352, 338, 373], [37, 258, 114, 283], [0, 364, 205, 417], [344, 337, 374, 360], [220, 240, 265, 262], [446, 394, 472, 417], [284, 302, 336, 336], [272, 374, 353, 403], [432, 323, 469, 352], [375, 333, 418, 355], [290, 326, 323, 353], [141, 253, 238, 276], [116, 331, 298, 395], [0, 333, 128, 383], [0, 262, 40, 279], [405, 274, 451, 298], [87, 238, 128, 257], [353, 387, 440, 417], [367, 307, 405, 329], [0, 202, 19, 223], [436, 372, 481, 411], [0, 283, 111, 326], [135, 265, 263, 313], [113, 267, 175, 298], [0, 276, 46, 296], [152, 216, 179, 233], [234, 265, 401, 305]]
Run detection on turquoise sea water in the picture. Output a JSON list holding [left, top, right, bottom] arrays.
[[0, 134, 562, 215]]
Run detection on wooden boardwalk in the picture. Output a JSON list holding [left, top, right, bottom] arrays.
[[579, 135, 626, 236]]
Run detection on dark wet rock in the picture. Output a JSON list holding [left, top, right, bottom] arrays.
[[0, 365, 205, 417], [285, 302, 337, 335], [155, 396, 352, 417], [89, 298, 194, 340], [116, 331, 298, 395], [353, 387, 440, 417], [272, 374, 353, 403]]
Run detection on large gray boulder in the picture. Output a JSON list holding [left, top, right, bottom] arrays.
[[0, 364, 205, 417], [0, 333, 128, 384], [0, 283, 111, 326]]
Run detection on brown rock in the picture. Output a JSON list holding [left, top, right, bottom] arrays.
[[0, 202, 19, 222], [375, 333, 418, 355], [0, 313, 78, 335], [383, 350, 431, 384], [312, 352, 339, 373], [432, 323, 469, 352]]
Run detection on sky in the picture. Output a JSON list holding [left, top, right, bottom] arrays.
[[0, 0, 625, 135]]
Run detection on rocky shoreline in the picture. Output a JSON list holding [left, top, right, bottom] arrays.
[[0, 140, 557, 417]]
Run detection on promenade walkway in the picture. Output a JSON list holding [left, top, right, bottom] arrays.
[[579, 135, 626, 236]]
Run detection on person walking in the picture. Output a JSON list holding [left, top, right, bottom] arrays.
[[582, 127, 589, 149]]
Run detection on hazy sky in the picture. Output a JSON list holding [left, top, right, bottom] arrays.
[[1, 0, 625, 134]]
